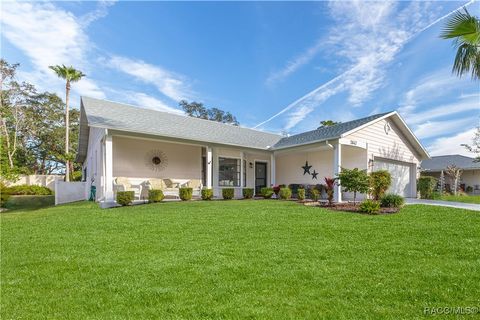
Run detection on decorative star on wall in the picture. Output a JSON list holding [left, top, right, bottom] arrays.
[[311, 170, 318, 180], [302, 161, 312, 175]]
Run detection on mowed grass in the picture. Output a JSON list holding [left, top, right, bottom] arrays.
[[438, 194, 480, 204], [2, 201, 479, 319]]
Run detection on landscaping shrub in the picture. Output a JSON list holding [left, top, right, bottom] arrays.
[[273, 185, 281, 196], [359, 199, 380, 214], [148, 189, 164, 203], [311, 189, 320, 201], [297, 188, 305, 201], [260, 187, 274, 199], [1, 183, 11, 207], [370, 170, 392, 200], [288, 184, 303, 198], [337, 168, 369, 205], [222, 188, 234, 200], [380, 194, 404, 208], [279, 187, 292, 200], [117, 191, 134, 206], [242, 188, 254, 199], [324, 177, 336, 205], [179, 187, 193, 201], [7, 184, 53, 195], [201, 188, 213, 200], [466, 186, 473, 193], [418, 176, 437, 199]]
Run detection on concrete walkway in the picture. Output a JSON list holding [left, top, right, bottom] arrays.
[[405, 198, 480, 211]]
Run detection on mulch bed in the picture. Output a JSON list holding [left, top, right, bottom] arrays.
[[303, 201, 400, 214]]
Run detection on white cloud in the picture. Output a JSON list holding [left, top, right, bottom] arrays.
[[0, 1, 108, 99], [81, 0, 117, 27], [428, 128, 477, 157], [414, 118, 475, 139], [126, 92, 184, 115], [108, 56, 193, 102]]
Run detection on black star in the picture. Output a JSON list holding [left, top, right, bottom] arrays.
[[302, 161, 312, 175], [311, 170, 318, 180]]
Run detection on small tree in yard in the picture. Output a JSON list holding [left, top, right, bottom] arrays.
[[324, 177, 336, 206], [445, 164, 463, 195], [337, 168, 370, 205], [369, 170, 392, 200]]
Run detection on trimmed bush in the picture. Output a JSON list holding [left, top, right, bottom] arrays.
[[359, 199, 380, 215], [297, 188, 305, 201], [288, 184, 303, 198], [7, 184, 53, 195], [311, 189, 320, 201], [222, 188, 234, 200], [242, 188, 254, 199], [466, 186, 473, 193], [380, 194, 404, 208], [260, 187, 274, 199], [179, 187, 193, 201], [117, 191, 134, 206], [279, 187, 292, 200], [418, 176, 437, 199], [201, 188, 213, 200], [369, 170, 391, 200], [148, 189, 164, 203]]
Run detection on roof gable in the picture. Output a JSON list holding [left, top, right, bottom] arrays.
[[421, 155, 480, 171]]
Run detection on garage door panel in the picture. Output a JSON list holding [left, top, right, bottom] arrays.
[[374, 159, 413, 197]]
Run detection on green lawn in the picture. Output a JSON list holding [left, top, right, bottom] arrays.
[[437, 194, 480, 204], [2, 201, 479, 319]]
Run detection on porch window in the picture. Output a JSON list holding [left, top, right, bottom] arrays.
[[219, 157, 240, 187]]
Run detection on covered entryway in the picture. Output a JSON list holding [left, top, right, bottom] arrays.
[[374, 158, 415, 197], [255, 162, 267, 195]]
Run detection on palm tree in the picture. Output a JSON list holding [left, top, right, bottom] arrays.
[[49, 65, 85, 181], [441, 8, 480, 80]]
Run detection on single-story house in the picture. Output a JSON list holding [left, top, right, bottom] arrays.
[[76, 97, 429, 207], [421, 155, 480, 194]]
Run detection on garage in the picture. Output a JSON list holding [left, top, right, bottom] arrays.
[[373, 158, 415, 197]]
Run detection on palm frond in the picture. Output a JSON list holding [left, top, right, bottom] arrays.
[[441, 8, 480, 46], [49, 65, 85, 82], [452, 43, 480, 80]]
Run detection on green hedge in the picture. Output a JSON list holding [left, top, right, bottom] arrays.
[[148, 189, 164, 203], [380, 194, 404, 208], [370, 170, 392, 200], [242, 188, 254, 199], [6, 184, 53, 195], [201, 188, 213, 200], [260, 187, 274, 199], [179, 188, 193, 201], [297, 188, 305, 201], [279, 187, 292, 200], [222, 188, 234, 200], [359, 199, 380, 215], [117, 191, 134, 206], [418, 176, 437, 199]]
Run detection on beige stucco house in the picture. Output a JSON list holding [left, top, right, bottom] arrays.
[[76, 97, 429, 207]]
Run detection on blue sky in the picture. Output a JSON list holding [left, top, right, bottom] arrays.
[[1, 0, 479, 156]]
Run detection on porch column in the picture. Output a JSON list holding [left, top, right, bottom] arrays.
[[104, 135, 114, 202], [206, 146, 213, 188], [270, 153, 276, 186], [333, 142, 342, 203], [240, 152, 245, 188]]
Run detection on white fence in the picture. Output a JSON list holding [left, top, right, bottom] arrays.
[[5, 174, 64, 191], [55, 180, 87, 205]]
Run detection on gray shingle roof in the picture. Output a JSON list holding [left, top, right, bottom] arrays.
[[81, 96, 282, 150], [421, 155, 480, 171], [273, 112, 391, 149]]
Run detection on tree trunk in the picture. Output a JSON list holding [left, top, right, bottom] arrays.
[[65, 81, 70, 182]]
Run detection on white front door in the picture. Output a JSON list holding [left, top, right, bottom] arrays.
[[374, 158, 414, 197]]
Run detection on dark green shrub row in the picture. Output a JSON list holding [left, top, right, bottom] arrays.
[[148, 189, 164, 203], [359, 199, 380, 215], [201, 188, 213, 200], [5, 184, 53, 196], [380, 194, 404, 208], [279, 187, 292, 200], [418, 176, 437, 199], [260, 187, 274, 199], [179, 188, 193, 201], [243, 188, 254, 199], [117, 191, 134, 206], [222, 188, 234, 200]]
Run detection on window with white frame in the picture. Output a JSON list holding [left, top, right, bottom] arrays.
[[218, 157, 240, 187]]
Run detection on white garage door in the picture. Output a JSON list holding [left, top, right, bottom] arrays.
[[373, 159, 413, 197]]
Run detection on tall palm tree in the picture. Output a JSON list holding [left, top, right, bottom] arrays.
[[49, 65, 85, 181], [441, 8, 480, 80]]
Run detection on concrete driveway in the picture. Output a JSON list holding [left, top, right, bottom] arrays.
[[405, 198, 480, 211]]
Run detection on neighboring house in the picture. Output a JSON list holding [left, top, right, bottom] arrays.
[[421, 155, 480, 194], [76, 97, 429, 207]]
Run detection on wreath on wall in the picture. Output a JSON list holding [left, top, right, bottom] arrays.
[[145, 149, 168, 172]]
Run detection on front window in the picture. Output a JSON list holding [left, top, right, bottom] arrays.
[[219, 157, 240, 187]]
